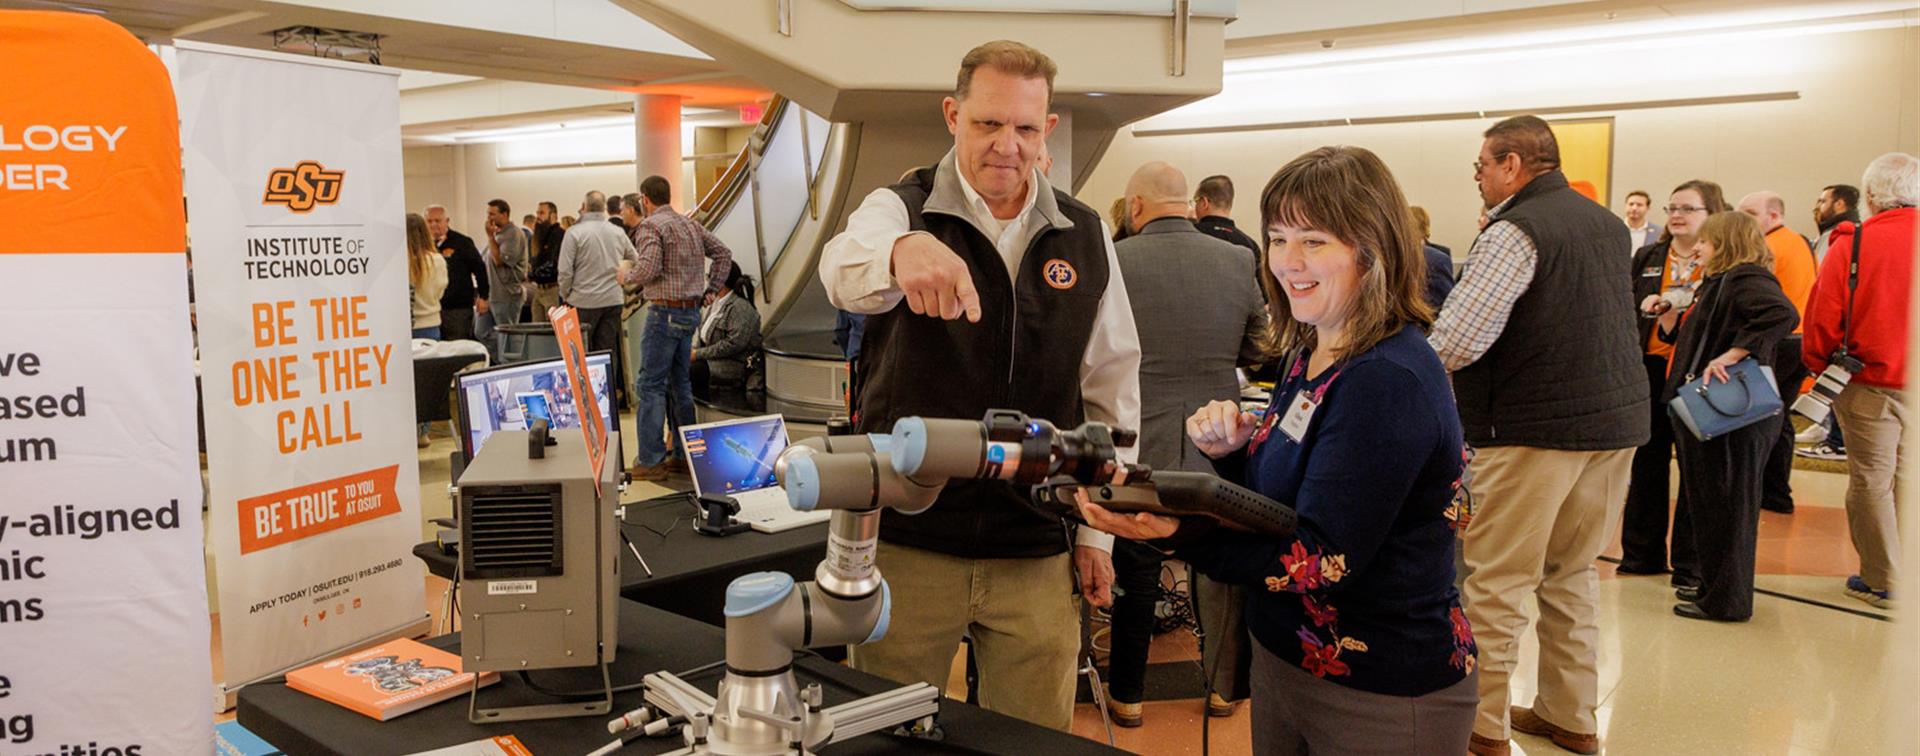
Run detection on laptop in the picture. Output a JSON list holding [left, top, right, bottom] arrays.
[[679, 414, 830, 534]]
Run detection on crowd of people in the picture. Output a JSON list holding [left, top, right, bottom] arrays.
[[814, 39, 1916, 756], [397, 35, 1916, 756], [406, 180, 760, 464]]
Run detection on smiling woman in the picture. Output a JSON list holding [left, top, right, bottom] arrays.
[[1257, 146, 1435, 369], [1078, 144, 1477, 755]]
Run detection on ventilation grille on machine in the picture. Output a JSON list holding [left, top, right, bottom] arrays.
[[461, 485, 564, 579]]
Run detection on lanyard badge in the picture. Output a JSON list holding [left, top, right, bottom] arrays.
[[1255, 353, 1340, 449]]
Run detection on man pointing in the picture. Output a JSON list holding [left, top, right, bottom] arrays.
[[819, 40, 1142, 731]]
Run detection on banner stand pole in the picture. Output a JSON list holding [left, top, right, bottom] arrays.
[[214, 613, 433, 712]]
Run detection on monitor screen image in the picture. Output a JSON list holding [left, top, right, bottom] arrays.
[[681, 416, 787, 496], [457, 352, 614, 461]]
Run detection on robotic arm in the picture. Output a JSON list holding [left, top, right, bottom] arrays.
[[611, 411, 1294, 755], [890, 410, 1298, 536]]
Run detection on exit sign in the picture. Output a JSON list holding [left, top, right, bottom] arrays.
[[739, 103, 765, 124]]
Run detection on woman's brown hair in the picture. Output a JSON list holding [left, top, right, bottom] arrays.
[[1658, 179, 1731, 247], [406, 213, 434, 286], [1697, 211, 1773, 277], [1258, 146, 1432, 360]]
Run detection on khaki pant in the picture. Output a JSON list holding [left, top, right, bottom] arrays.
[[848, 541, 1080, 731], [530, 284, 561, 322], [1835, 384, 1909, 591], [1461, 445, 1632, 740]]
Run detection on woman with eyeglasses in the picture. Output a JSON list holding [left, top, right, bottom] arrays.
[[1618, 180, 1728, 581], [1650, 211, 1797, 621]]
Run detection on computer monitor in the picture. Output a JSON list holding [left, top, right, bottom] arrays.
[[455, 351, 620, 466], [679, 415, 788, 498]]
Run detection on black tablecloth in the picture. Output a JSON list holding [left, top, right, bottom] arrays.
[[237, 600, 1120, 755], [415, 494, 828, 627]]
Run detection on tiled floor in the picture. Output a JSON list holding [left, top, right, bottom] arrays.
[[1064, 462, 1894, 755], [215, 422, 1896, 754]]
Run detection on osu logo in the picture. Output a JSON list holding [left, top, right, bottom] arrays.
[[1042, 259, 1077, 290], [263, 160, 345, 212]]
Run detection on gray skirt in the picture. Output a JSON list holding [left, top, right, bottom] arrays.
[[1251, 642, 1477, 756]]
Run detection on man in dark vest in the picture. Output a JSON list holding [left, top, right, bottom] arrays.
[[819, 40, 1141, 731], [1434, 116, 1649, 756]]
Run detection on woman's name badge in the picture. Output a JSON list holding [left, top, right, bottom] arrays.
[[1279, 391, 1319, 443]]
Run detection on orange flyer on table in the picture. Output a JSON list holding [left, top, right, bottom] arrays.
[[408, 734, 536, 756], [285, 638, 497, 721]]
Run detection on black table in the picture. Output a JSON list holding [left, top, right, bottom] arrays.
[[417, 494, 828, 627], [238, 600, 1121, 755]]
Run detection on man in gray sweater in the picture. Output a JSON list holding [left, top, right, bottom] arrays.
[[557, 190, 637, 407], [480, 198, 529, 350]]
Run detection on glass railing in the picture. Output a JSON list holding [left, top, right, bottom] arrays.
[[700, 99, 832, 300]]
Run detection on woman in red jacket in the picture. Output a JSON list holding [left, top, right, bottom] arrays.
[[1801, 152, 1919, 609]]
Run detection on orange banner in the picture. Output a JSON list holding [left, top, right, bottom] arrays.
[[0, 11, 184, 255], [236, 465, 401, 554]]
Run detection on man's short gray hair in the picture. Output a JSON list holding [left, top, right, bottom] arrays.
[[424, 204, 448, 217], [584, 190, 607, 213], [1862, 152, 1919, 211]]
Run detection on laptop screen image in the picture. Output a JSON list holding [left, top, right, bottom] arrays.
[[680, 415, 788, 497]]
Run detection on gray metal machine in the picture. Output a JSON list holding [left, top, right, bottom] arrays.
[[456, 425, 621, 722]]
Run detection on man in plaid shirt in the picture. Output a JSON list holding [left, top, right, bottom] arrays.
[[622, 174, 734, 479]]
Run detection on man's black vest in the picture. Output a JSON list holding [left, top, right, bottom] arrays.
[[1451, 171, 1650, 450], [857, 165, 1109, 558]]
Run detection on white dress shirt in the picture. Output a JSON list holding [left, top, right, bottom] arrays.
[[1627, 221, 1657, 254], [820, 162, 1142, 552]]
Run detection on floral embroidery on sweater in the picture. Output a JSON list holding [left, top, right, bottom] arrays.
[[1265, 542, 1370, 678], [1444, 445, 1476, 531], [1447, 606, 1477, 673]]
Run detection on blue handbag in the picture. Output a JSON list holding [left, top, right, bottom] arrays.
[[1665, 285, 1783, 441], [1668, 357, 1781, 441]]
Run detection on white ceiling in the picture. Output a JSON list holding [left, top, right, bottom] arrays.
[[12, 0, 1905, 147], [1221, 0, 1917, 58], [0, 0, 765, 97], [1225, 0, 1597, 39]]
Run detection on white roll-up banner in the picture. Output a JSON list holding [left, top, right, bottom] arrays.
[[0, 10, 212, 756], [177, 42, 427, 690]]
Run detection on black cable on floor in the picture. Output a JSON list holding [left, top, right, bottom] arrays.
[[1595, 555, 1892, 622], [1185, 563, 1215, 756]]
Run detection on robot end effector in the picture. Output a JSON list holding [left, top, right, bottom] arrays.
[[888, 409, 1299, 537], [779, 409, 1299, 538]]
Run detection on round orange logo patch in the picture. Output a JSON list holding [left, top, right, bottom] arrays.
[[1043, 259, 1077, 290]]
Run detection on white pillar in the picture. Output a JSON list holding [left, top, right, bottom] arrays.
[[451, 143, 470, 232], [635, 94, 684, 210]]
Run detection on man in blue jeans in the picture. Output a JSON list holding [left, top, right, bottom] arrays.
[[622, 175, 734, 480]]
